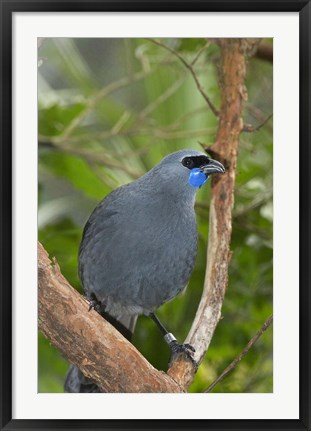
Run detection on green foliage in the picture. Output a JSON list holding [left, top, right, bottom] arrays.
[[38, 103, 86, 136], [38, 38, 273, 393], [39, 219, 82, 290], [40, 151, 111, 200], [38, 332, 68, 393]]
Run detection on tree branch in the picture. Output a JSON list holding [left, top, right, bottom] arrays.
[[38, 242, 182, 393], [38, 141, 142, 179], [243, 114, 272, 133], [133, 73, 187, 125], [167, 38, 260, 389], [55, 66, 163, 143], [204, 315, 273, 392]]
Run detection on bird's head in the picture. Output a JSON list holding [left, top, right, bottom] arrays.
[[146, 149, 225, 198]]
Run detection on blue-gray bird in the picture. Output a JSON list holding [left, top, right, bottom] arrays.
[[65, 149, 225, 392]]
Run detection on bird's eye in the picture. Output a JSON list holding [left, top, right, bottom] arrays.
[[182, 157, 194, 169]]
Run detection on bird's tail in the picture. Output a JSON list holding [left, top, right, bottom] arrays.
[[64, 313, 137, 393], [64, 363, 102, 393], [101, 311, 138, 342]]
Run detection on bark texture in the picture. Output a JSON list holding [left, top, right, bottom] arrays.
[[38, 242, 182, 393], [167, 38, 256, 389]]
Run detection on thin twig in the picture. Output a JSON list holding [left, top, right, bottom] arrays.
[[147, 38, 219, 117], [243, 114, 272, 133], [234, 192, 273, 219], [59, 67, 159, 142], [125, 127, 215, 140], [39, 141, 141, 179], [163, 107, 208, 131], [195, 189, 272, 220], [110, 111, 132, 135], [134, 73, 187, 124], [191, 40, 211, 66], [39, 105, 212, 146], [40, 126, 215, 146], [204, 315, 273, 393]]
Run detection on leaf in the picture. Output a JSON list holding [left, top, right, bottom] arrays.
[[40, 150, 111, 200], [38, 103, 85, 136], [178, 38, 207, 52]]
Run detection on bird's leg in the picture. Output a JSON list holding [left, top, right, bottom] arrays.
[[149, 313, 197, 368]]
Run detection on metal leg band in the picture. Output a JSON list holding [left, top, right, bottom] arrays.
[[164, 333, 177, 345]]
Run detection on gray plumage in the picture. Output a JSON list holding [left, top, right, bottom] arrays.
[[65, 149, 224, 392], [79, 149, 200, 318]]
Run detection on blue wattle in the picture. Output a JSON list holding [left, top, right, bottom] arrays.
[[188, 168, 208, 188]]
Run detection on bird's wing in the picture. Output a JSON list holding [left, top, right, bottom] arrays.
[[79, 184, 141, 326]]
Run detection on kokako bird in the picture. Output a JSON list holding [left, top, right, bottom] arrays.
[[65, 149, 225, 393]]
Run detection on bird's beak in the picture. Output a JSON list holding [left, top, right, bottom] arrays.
[[200, 158, 225, 177]]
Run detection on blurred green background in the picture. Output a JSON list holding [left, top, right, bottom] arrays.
[[38, 38, 273, 393]]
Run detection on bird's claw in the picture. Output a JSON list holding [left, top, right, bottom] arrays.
[[168, 341, 198, 369], [88, 299, 97, 312], [87, 296, 103, 313], [183, 343, 196, 353]]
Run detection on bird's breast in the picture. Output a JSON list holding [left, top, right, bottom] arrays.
[[127, 204, 198, 310]]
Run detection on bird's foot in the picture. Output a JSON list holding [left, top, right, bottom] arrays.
[[87, 294, 104, 314], [168, 340, 198, 370]]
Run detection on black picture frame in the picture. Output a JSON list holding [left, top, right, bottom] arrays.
[[1, 1, 310, 430]]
